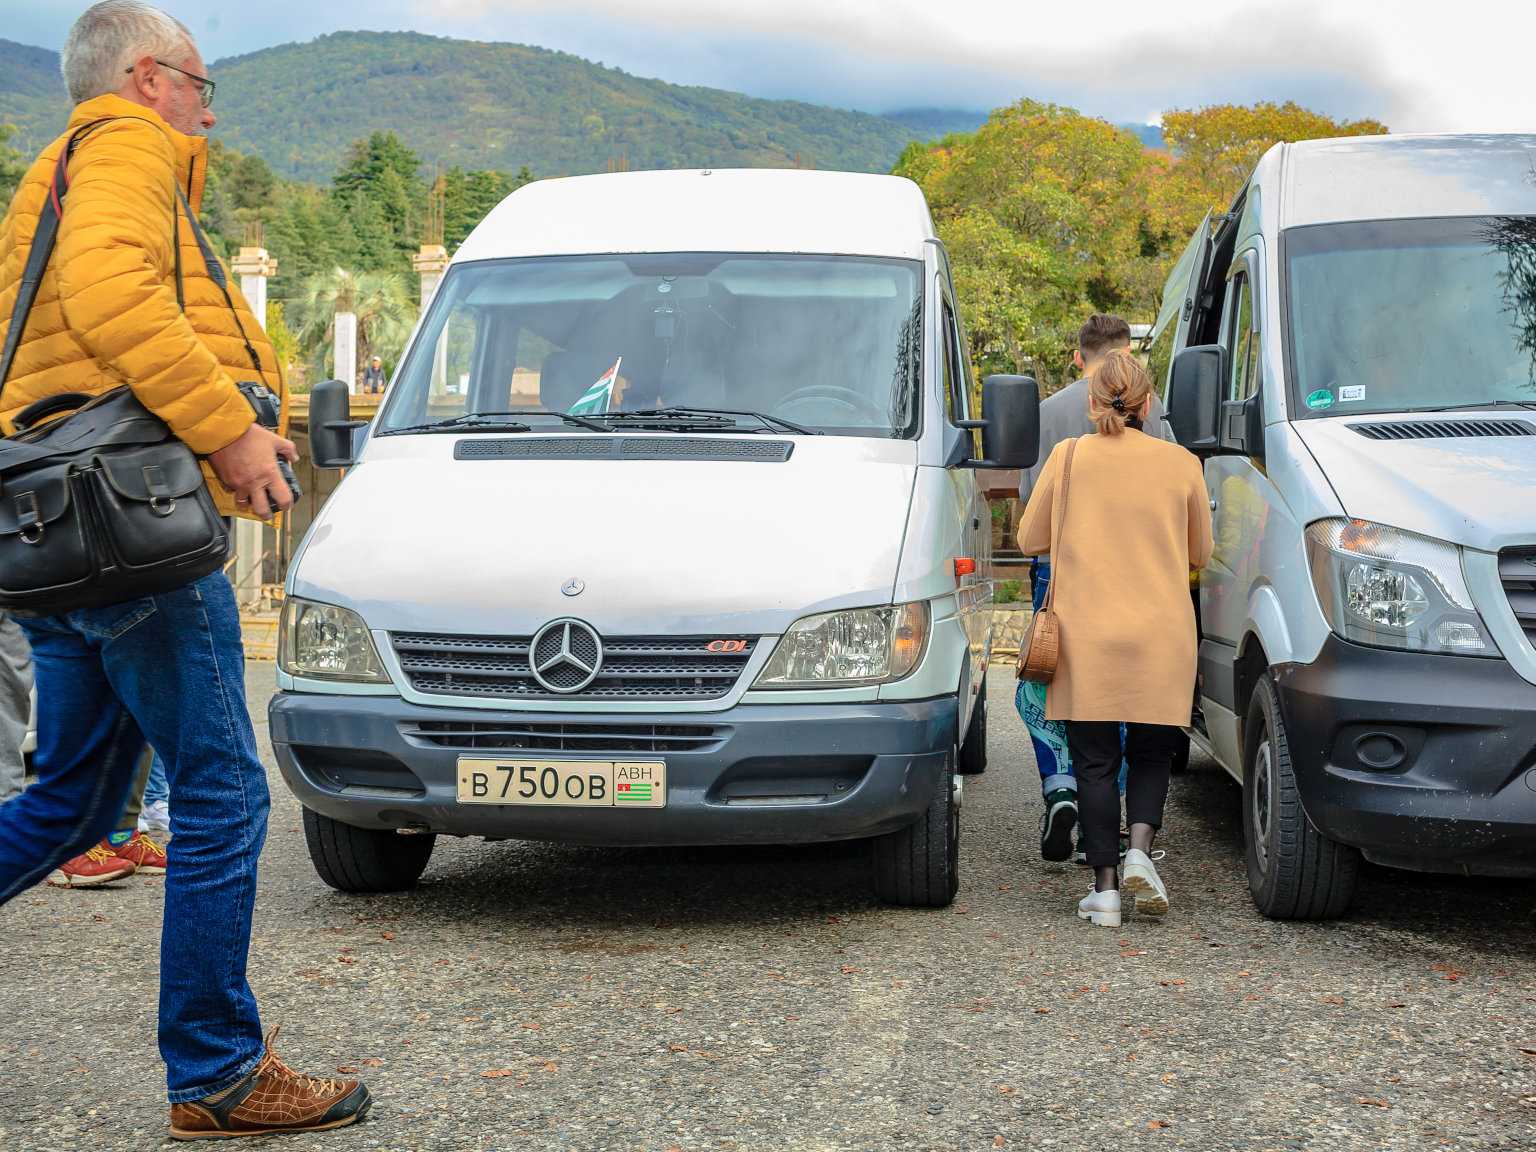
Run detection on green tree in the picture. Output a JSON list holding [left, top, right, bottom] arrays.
[[265, 300, 299, 377], [331, 131, 423, 265], [441, 166, 535, 250], [0, 124, 25, 211], [288, 267, 415, 382]]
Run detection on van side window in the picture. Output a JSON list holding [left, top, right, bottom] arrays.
[[1227, 270, 1260, 402]]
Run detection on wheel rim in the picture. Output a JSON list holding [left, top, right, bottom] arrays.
[[1252, 738, 1273, 874]]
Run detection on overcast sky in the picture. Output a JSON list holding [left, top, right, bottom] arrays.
[[7, 0, 1534, 132]]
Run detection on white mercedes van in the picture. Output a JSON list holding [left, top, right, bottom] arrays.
[[271, 168, 1038, 907], [1153, 134, 1536, 919]]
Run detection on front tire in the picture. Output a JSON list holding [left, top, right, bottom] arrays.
[[872, 753, 960, 907], [1244, 674, 1358, 920], [957, 692, 988, 776], [303, 808, 436, 894]]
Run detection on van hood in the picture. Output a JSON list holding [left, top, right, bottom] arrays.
[[291, 436, 918, 637], [1293, 414, 1536, 551]]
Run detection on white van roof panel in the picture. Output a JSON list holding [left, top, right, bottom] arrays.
[[454, 169, 937, 263], [1282, 134, 1536, 228]]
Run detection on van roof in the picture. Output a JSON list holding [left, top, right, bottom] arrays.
[[1281, 133, 1536, 228], [453, 168, 937, 264]]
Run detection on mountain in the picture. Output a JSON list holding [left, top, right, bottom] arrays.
[[0, 33, 1170, 182], [2, 32, 928, 181], [883, 108, 990, 140], [0, 39, 66, 149]]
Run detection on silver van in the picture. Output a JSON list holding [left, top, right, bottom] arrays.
[[1152, 134, 1536, 919], [271, 168, 1038, 907]]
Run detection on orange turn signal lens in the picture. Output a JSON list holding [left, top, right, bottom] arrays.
[[953, 557, 977, 578]]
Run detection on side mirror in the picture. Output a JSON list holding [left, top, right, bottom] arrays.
[[1167, 345, 1225, 455], [309, 379, 368, 468], [1221, 394, 1265, 461], [973, 375, 1041, 468]]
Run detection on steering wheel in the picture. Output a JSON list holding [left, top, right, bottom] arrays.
[[772, 385, 889, 426]]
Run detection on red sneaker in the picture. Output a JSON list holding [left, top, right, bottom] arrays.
[[112, 831, 168, 875], [47, 841, 137, 887]]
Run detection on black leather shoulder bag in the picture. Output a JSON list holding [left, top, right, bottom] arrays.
[[0, 120, 230, 616]]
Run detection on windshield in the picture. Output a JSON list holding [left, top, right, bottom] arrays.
[[377, 253, 923, 437], [1285, 216, 1536, 417]]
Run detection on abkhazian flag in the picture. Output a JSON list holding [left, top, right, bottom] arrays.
[[615, 780, 654, 803], [567, 356, 622, 415]]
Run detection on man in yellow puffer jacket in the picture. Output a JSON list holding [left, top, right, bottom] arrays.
[[0, 2, 371, 1141]]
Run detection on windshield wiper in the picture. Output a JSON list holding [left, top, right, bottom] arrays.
[[513, 409, 616, 433], [1404, 399, 1536, 414], [612, 406, 820, 435], [378, 410, 609, 436], [378, 412, 533, 436]]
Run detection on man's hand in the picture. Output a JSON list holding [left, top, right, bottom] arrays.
[[208, 423, 300, 518]]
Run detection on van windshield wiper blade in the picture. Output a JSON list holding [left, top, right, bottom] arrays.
[[378, 412, 533, 436], [1405, 399, 1536, 413], [378, 410, 611, 435], [613, 406, 820, 435]]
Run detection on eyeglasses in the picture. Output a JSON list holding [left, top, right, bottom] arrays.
[[125, 59, 215, 108]]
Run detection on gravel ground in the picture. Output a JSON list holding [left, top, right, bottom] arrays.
[[2, 662, 1534, 1151]]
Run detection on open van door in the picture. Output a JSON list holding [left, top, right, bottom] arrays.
[[1147, 212, 1215, 402]]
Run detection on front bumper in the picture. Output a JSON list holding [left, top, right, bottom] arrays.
[[269, 692, 956, 847], [1273, 636, 1536, 876]]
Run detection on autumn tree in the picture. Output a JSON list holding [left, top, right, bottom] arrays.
[[0, 124, 24, 210], [897, 100, 1158, 389], [1151, 101, 1388, 246]]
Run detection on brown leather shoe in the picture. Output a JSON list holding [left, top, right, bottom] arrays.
[[168, 1027, 372, 1140]]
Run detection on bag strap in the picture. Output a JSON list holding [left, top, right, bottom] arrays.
[[174, 186, 264, 377], [0, 117, 186, 411], [1041, 438, 1079, 612]]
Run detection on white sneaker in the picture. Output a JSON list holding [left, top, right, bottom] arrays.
[[139, 801, 171, 838], [1122, 848, 1169, 916], [1077, 887, 1122, 927]]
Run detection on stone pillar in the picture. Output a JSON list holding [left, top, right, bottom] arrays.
[[231, 244, 277, 328], [413, 244, 451, 397], [333, 311, 357, 394], [413, 243, 449, 312], [228, 246, 278, 609]]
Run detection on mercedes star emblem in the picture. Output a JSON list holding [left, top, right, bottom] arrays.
[[528, 618, 603, 694], [562, 577, 586, 597]]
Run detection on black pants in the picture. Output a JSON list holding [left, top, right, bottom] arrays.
[[1065, 721, 1183, 868]]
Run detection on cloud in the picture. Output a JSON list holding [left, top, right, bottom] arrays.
[[7, 0, 1533, 131]]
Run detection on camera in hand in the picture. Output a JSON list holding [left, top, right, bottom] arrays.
[[236, 381, 302, 503]]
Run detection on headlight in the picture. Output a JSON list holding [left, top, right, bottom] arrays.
[[1305, 520, 1497, 657], [753, 602, 930, 688], [278, 597, 389, 682]]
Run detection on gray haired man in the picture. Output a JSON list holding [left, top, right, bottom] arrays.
[[0, 3, 368, 1139]]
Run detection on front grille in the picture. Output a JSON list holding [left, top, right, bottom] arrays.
[[402, 720, 726, 754], [1350, 419, 1536, 441], [1499, 548, 1536, 646], [392, 633, 759, 701]]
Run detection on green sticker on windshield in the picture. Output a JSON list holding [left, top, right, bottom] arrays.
[[1305, 389, 1335, 411]]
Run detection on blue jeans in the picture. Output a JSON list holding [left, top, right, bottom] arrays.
[[145, 750, 169, 808], [0, 572, 269, 1102], [1021, 559, 1126, 800]]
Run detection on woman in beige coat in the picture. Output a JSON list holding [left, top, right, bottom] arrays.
[[1017, 349, 1213, 927]]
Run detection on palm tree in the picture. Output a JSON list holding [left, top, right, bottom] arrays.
[[289, 267, 415, 384]]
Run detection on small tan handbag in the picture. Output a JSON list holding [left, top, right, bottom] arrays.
[[1017, 438, 1079, 684]]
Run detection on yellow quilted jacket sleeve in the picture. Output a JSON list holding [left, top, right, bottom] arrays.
[[52, 118, 254, 455]]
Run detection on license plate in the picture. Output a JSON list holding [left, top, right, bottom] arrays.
[[456, 758, 666, 808]]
